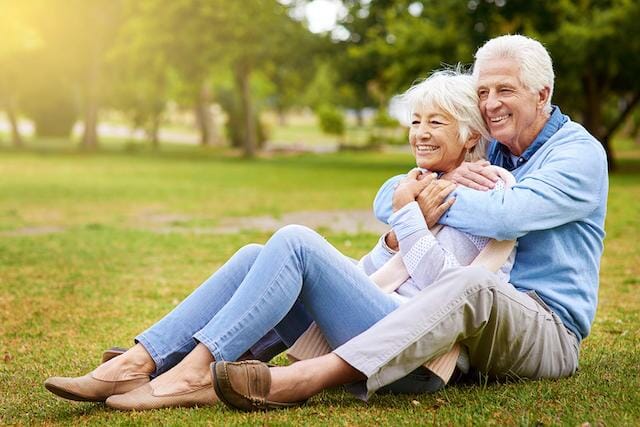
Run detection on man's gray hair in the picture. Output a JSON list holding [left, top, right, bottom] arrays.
[[390, 69, 490, 162], [473, 34, 554, 114]]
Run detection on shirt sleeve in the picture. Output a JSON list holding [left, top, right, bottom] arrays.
[[373, 174, 405, 224], [389, 202, 467, 290], [441, 142, 608, 240], [357, 233, 396, 275]]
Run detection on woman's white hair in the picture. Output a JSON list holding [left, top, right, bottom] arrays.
[[473, 34, 554, 114], [390, 69, 490, 162]]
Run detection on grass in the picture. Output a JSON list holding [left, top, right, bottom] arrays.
[[0, 140, 638, 426]]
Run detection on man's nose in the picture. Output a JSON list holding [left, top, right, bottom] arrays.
[[485, 91, 501, 110]]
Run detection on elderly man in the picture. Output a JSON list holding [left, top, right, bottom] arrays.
[[213, 34, 608, 410]]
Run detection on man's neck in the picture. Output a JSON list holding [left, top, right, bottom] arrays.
[[507, 113, 550, 156]]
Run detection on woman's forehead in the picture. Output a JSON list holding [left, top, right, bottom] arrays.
[[412, 102, 453, 118]]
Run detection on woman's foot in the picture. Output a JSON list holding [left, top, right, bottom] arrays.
[[92, 343, 155, 381], [106, 343, 218, 410], [44, 344, 155, 402]]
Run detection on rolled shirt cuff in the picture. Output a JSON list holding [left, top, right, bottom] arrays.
[[388, 201, 428, 241]]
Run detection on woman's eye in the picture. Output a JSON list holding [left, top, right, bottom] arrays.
[[411, 120, 420, 125], [430, 120, 444, 125]]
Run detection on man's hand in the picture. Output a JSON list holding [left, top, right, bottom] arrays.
[[392, 168, 435, 212], [416, 178, 456, 228], [441, 160, 499, 191]]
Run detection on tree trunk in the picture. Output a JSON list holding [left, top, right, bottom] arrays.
[[80, 44, 101, 149], [581, 71, 615, 170], [277, 105, 287, 126], [81, 97, 99, 149], [194, 84, 218, 146], [355, 109, 364, 127], [235, 62, 256, 158], [6, 101, 23, 148], [148, 114, 161, 149]]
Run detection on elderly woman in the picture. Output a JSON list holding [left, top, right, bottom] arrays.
[[45, 70, 513, 411]]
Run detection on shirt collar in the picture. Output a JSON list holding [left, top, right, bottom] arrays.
[[492, 106, 568, 170]]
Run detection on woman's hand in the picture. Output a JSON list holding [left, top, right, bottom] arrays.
[[416, 178, 456, 228], [392, 169, 435, 212], [441, 160, 499, 191]]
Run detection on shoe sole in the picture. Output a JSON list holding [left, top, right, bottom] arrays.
[[211, 362, 236, 410]]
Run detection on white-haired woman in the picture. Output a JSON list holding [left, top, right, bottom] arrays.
[[45, 70, 514, 411]]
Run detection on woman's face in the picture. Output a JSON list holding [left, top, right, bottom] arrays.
[[409, 105, 472, 173]]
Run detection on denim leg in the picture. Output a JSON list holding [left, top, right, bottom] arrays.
[[136, 244, 265, 374], [193, 225, 400, 361]]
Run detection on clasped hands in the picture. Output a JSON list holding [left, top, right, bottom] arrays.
[[386, 161, 499, 251]]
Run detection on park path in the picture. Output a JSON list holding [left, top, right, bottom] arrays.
[[2, 209, 388, 237], [135, 209, 388, 235]]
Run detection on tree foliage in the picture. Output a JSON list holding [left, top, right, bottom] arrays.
[[1, 0, 637, 166]]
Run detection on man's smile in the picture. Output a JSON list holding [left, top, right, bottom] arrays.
[[489, 114, 510, 124]]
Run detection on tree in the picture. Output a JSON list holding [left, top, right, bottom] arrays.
[[0, 1, 38, 147], [106, 0, 172, 147], [541, 0, 640, 170], [336, 1, 476, 106], [210, 0, 314, 157], [336, 0, 640, 168], [19, 0, 123, 148]]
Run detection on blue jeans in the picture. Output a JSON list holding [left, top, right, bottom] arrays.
[[136, 225, 443, 395]]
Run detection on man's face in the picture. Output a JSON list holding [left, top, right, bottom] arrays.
[[476, 58, 548, 155]]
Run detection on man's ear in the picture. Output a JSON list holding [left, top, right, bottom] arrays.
[[537, 86, 551, 110]]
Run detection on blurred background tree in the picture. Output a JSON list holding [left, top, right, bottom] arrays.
[[0, 0, 638, 168]]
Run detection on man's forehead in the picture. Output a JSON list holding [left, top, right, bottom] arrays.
[[475, 58, 521, 86]]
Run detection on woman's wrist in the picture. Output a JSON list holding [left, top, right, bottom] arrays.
[[384, 231, 399, 251]]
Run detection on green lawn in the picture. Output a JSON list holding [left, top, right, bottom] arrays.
[[0, 143, 638, 426]]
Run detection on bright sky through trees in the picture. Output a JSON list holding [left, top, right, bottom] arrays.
[[305, 0, 341, 32]]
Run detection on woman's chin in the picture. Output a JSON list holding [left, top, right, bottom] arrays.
[[416, 160, 436, 171]]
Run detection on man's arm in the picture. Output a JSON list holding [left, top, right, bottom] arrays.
[[444, 142, 607, 240], [373, 175, 404, 224], [374, 142, 607, 240], [373, 162, 498, 224]]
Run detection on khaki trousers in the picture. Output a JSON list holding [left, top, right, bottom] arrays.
[[333, 266, 580, 399]]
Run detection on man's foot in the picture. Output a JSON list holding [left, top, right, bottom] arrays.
[[212, 361, 307, 412]]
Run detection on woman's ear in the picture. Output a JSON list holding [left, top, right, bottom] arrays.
[[464, 132, 481, 150]]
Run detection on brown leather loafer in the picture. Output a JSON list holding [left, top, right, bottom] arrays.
[[105, 382, 216, 411], [101, 347, 128, 363], [211, 361, 306, 411], [44, 371, 149, 402]]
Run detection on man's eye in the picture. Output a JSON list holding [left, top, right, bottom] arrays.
[[478, 90, 488, 98], [500, 88, 514, 94]]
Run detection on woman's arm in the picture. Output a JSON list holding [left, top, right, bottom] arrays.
[[390, 201, 484, 290], [357, 234, 396, 275]]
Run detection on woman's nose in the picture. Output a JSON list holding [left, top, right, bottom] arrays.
[[418, 124, 432, 139]]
